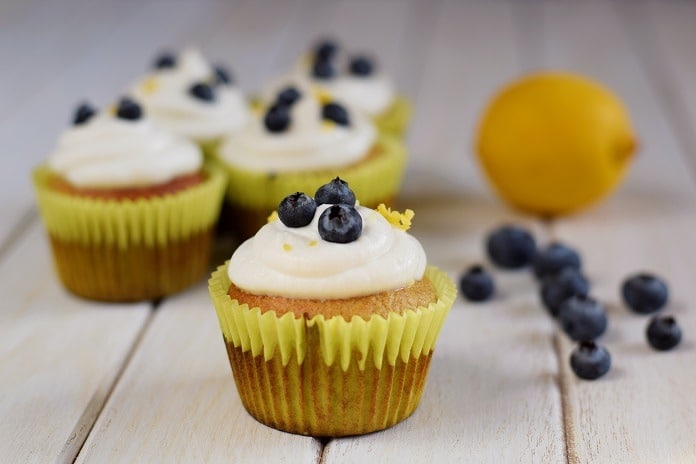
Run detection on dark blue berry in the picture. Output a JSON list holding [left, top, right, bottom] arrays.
[[73, 102, 96, 125], [264, 104, 291, 133], [533, 242, 582, 279], [570, 341, 611, 380], [349, 56, 374, 76], [154, 52, 176, 69], [486, 225, 536, 269], [540, 267, 589, 317], [213, 65, 233, 85], [314, 39, 338, 60], [646, 316, 681, 351], [318, 204, 362, 243], [459, 265, 495, 302], [116, 97, 142, 120], [277, 86, 302, 106], [312, 58, 335, 80], [322, 102, 350, 126], [278, 192, 316, 228], [189, 82, 215, 102], [622, 273, 669, 314], [559, 295, 607, 341], [314, 177, 355, 206]]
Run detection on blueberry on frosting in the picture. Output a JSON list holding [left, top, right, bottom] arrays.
[[277, 86, 302, 107], [318, 204, 362, 244], [278, 192, 317, 228], [213, 65, 233, 85], [116, 97, 143, 120], [264, 103, 291, 133], [312, 58, 335, 80], [315, 177, 356, 206], [322, 102, 350, 126], [314, 39, 338, 61], [189, 82, 215, 102], [349, 56, 374, 76], [154, 52, 176, 69], [73, 102, 96, 126]]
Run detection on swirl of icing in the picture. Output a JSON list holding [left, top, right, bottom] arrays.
[[228, 204, 427, 299], [130, 48, 249, 142], [48, 113, 202, 188]]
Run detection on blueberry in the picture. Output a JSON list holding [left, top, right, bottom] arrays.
[[559, 294, 607, 341], [349, 56, 374, 76], [622, 273, 669, 314], [264, 104, 291, 133], [278, 192, 317, 228], [314, 39, 338, 60], [73, 102, 96, 125], [646, 315, 682, 351], [213, 65, 233, 85], [115, 97, 143, 120], [486, 225, 536, 269], [570, 341, 611, 380], [322, 102, 350, 126], [189, 82, 215, 102], [314, 177, 356, 206], [154, 52, 176, 69], [318, 204, 362, 243], [533, 242, 582, 279], [540, 268, 589, 317], [277, 86, 302, 106], [312, 58, 335, 80], [459, 265, 495, 302]]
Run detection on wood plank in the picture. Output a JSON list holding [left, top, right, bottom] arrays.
[[540, 1, 696, 462], [0, 222, 150, 464], [324, 1, 566, 461]]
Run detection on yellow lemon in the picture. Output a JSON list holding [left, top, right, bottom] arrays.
[[476, 72, 637, 216]]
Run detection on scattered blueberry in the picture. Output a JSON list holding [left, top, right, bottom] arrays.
[[646, 315, 682, 351], [486, 225, 537, 269], [314, 177, 356, 206], [622, 273, 669, 314], [318, 204, 362, 243], [115, 97, 143, 120], [264, 104, 291, 133], [314, 39, 338, 60], [459, 265, 495, 302], [278, 192, 317, 228], [73, 102, 96, 125], [189, 82, 215, 102], [533, 242, 582, 279], [312, 58, 335, 80], [322, 102, 350, 126], [570, 341, 611, 380], [277, 86, 302, 106], [349, 56, 374, 76], [154, 52, 176, 69], [540, 267, 589, 317], [559, 294, 607, 341], [213, 65, 233, 85]]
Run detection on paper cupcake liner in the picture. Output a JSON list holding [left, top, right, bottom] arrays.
[[374, 95, 412, 137], [197, 138, 223, 160], [32, 164, 226, 249]]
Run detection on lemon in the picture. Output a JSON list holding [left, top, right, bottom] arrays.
[[476, 72, 636, 216]]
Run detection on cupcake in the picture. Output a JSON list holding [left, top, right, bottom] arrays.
[[208, 180, 456, 436], [214, 84, 407, 239], [130, 47, 249, 157], [32, 97, 226, 302]]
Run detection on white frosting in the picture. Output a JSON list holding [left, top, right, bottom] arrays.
[[228, 204, 427, 299], [130, 48, 249, 142], [218, 89, 377, 172], [48, 113, 202, 188]]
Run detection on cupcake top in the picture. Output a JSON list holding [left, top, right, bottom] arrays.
[[228, 178, 425, 299], [130, 47, 249, 142], [218, 85, 377, 172], [48, 98, 202, 189]]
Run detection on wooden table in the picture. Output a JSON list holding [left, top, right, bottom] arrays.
[[2, 0, 695, 462]]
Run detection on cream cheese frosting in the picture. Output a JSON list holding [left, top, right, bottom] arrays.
[[218, 89, 377, 172], [228, 204, 427, 299], [48, 112, 202, 189], [130, 48, 249, 142]]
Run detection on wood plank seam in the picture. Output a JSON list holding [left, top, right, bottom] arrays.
[[553, 332, 578, 464], [0, 208, 36, 265]]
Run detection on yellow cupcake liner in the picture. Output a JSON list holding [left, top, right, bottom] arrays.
[[208, 264, 456, 371], [215, 134, 406, 212], [374, 95, 412, 137], [197, 138, 223, 160], [32, 164, 226, 249]]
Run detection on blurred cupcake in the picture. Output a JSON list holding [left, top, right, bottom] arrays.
[[130, 47, 249, 157], [32, 97, 226, 302], [214, 84, 407, 239], [208, 180, 456, 436]]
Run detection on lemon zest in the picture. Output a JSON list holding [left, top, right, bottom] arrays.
[[267, 211, 278, 223], [377, 204, 414, 231]]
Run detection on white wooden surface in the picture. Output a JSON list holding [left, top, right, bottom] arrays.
[[1, 1, 696, 463]]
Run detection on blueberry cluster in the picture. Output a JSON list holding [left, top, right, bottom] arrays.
[[310, 39, 376, 80], [262, 86, 350, 133], [71, 97, 145, 126], [277, 177, 362, 244], [152, 51, 234, 104], [458, 224, 683, 381]]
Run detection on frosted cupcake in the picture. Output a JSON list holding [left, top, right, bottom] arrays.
[[214, 84, 407, 238], [32, 97, 226, 302], [208, 180, 456, 436], [130, 47, 249, 157]]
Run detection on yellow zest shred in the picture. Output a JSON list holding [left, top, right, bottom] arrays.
[[267, 211, 279, 223], [308, 240, 318, 247], [283, 243, 292, 252], [141, 76, 159, 95], [377, 204, 414, 231]]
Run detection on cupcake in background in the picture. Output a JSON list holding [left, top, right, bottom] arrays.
[[214, 83, 407, 239], [130, 47, 249, 157], [32, 97, 226, 302], [208, 180, 456, 436]]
